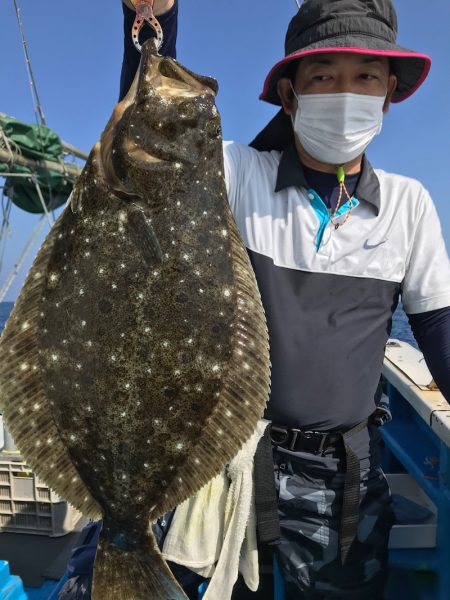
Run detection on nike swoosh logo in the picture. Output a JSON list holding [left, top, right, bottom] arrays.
[[364, 239, 387, 250]]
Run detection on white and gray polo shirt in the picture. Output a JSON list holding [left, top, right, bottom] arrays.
[[224, 142, 450, 431]]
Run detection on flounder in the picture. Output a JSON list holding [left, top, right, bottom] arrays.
[[0, 40, 270, 599]]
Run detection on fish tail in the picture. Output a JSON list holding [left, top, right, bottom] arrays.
[[92, 529, 188, 600]]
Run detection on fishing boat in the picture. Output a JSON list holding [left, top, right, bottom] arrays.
[[0, 4, 449, 600]]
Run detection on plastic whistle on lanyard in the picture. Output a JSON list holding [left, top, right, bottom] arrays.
[[130, 0, 164, 53], [331, 165, 354, 230]]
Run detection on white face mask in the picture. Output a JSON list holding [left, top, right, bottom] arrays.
[[290, 86, 386, 165]]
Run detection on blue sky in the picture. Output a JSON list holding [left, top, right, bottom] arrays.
[[0, 0, 449, 301]]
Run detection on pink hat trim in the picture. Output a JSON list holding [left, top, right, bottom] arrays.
[[260, 47, 432, 104]]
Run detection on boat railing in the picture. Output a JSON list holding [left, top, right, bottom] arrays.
[[381, 340, 450, 600]]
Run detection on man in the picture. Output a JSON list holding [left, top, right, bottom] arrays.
[[64, 0, 450, 598]]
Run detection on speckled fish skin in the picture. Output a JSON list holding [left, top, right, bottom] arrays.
[[0, 40, 270, 599]]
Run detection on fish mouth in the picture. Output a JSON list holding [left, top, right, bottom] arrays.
[[99, 40, 219, 191]]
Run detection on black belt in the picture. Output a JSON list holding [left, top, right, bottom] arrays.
[[270, 419, 369, 564], [270, 425, 342, 455]]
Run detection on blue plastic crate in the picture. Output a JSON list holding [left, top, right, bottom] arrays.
[[0, 560, 27, 600]]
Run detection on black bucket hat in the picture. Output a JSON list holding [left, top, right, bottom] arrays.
[[251, 0, 431, 151]]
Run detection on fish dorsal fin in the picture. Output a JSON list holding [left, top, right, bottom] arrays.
[[0, 212, 102, 520]]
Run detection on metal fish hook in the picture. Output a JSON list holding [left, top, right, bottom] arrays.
[[131, 0, 164, 53]]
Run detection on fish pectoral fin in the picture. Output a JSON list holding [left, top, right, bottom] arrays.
[[127, 202, 163, 265]]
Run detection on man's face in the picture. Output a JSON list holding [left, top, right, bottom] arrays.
[[276, 52, 398, 170]]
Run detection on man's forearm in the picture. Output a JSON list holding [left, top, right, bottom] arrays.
[[122, 0, 175, 17], [408, 307, 450, 403]]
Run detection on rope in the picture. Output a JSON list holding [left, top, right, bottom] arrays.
[[0, 215, 47, 303], [0, 191, 12, 275], [0, 129, 21, 163], [12, 0, 47, 127]]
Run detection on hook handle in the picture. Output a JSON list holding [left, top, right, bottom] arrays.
[[131, 1, 164, 53]]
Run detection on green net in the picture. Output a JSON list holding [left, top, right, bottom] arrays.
[[0, 116, 75, 213]]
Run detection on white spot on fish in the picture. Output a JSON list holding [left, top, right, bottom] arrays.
[[81, 320, 86, 327], [79, 288, 84, 296], [137, 293, 144, 300], [51, 354, 59, 362], [69, 434, 76, 442], [20, 363, 28, 372], [223, 289, 231, 298], [111, 283, 117, 290], [175, 442, 184, 451]]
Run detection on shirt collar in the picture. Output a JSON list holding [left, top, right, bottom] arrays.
[[275, 144, 381, 215]]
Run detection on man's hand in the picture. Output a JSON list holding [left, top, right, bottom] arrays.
[[122, 0, 175, 17]]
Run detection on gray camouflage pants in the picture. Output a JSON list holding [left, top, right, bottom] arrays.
[[273, 425, 395, 600]]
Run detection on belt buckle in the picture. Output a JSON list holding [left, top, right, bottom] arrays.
[[270, 425, 290, 446], [301, 430, 328, 455]]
